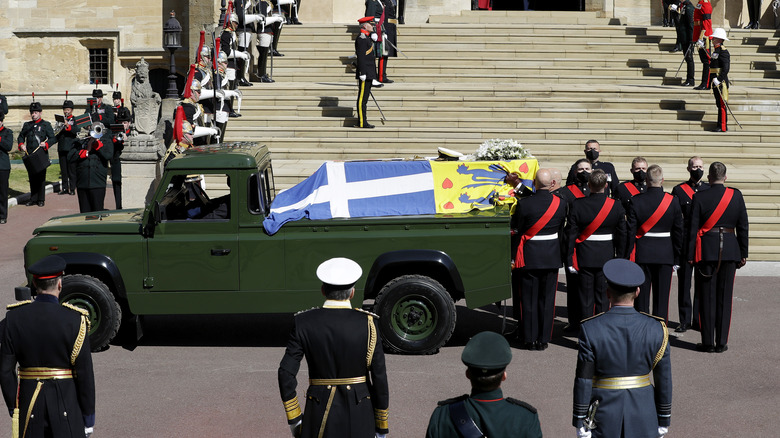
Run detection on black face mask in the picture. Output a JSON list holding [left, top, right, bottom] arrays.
[[690, 168, 704, 182], [585, 149, 599, 161], [633, 170, 646, 183], [576, 171, 590, 184]]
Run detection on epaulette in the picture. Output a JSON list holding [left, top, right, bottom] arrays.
[[506, 397, 538, 414], [6, 300, 32, 310], [354, 308, 380, 319], [640, 311, 665, 322], [61, 302, 90, 318], [580, 312, 605, 323], [294, 307, 318, 316], [436, 394, 469, 406]]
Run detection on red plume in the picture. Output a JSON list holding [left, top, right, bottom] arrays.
[[115, 82, 119, 90], [196, 30, 205, 64], [214, 38, 221, 70], [32, 92, 35, 102], [173, 106, 184, 143], [65, 90, 69, 100], [182, 64, 196, 99], [224, 1, 234, 29]]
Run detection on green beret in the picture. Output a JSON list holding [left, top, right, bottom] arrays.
[[461, 331, 512, 373]]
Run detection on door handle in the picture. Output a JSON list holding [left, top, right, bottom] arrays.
[[211, 248, 231, 256]]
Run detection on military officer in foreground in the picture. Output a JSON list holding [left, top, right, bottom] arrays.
[[0, 255, 96, 438], [565, 140, 619, 197], [278, 257, 389, 437], [688, 161, 748, 353], [572, 258, 672, 438], [426, 331, 542, 438]]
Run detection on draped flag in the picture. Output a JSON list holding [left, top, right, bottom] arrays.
[[262, 158, 539, 235]]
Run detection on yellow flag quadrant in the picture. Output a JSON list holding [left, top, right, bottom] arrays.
[[430, 159, 539, 214]]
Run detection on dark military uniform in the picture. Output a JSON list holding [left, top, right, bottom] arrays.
[[0, 94, 7, 115], [366, 0, 398, 83], [672, 178, 709, 330], [573, 259, 672, 438], [111, 107, 131, 210], [688, 183, 748, 350], [566, 160, 619, 198], [676, 0, 695, 85], [18, 117, 55, 206], [615, 178, 647, 212], [512, 190, 566, 348], [278, 304, 389, 437], [355, 22, 378, 129], [55, 106, 78, 196], [566, 192, 627, 318], [709, 43, 730, 132], [746, 0, 762, 28], [84, 101, 114, 128], [68, 137, 113, 213], [627, 187, 684, 321], [0, 120, 12, 223], [557, 181, 590, 330], [693, 0, 713, 89]]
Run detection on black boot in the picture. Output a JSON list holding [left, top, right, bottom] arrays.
[[113, 182, 122, 210]]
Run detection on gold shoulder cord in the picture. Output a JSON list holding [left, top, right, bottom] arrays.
[[652, 320, 668, 370], [366, 315, 377, 369], [71, 315, 88, 366]]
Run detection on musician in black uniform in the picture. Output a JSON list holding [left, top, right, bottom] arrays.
[[84, 88, 114, 127], [708, 28, 730, 132], [745, 0, 762, 29], [0, 255, 96, 438], [0, 90, 7, 115], [278, 257, 389, 438], [111, 90, 125, 120], [615, 156, 648, 212], [572, 258, 672, 438], [559, 159, 592, 333], [627, 165, 684, 321], [55, 99, 78, 196], [68, 126, 113, 213], [511, 169, 566, 350], [0, 112, 12, 224], [566, 170, 627, 319], [688, 162, 748, 353], [566, 140, 619, 197], [426, 331, 542, 438], [355, 16, 380, 129], [111, 107, 131, 210], [672, 156, 709, 332], [18, 101, 55, 207]]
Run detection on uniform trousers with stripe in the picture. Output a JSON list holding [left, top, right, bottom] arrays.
[[356, 79, 372, 128], [634, 263, 674, 322], [518, 268, 558, 344], [676, 260, 701, 329], [578, 267, 608, 319], [698, 46, 711, 87], [695, 261, 736, 347], [714, 84, 728, 131]]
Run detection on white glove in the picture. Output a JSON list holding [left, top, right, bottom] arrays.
[[290, 419, 302, 437], [85, 427, 94, 438], [712, 78, 721, 87], [576, 427, 592, 438], [376, 434, 388, 438], [695, 39, 705, 49], [359, 74, 367, 81], [371, 32, 378, 42], [267, 15, 283, 24], [672, 265, 680, 272], [567, 266, 578, 274], [658, 426, 669, 438], [374, 17, 380, 22], [670, 4, 678, 11]]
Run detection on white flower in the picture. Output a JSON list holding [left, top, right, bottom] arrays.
[[473, 139, 534, 161]]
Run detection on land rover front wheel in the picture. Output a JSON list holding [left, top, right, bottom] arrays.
[[374, 275, 456, 355], [60, 274, 122, 352]]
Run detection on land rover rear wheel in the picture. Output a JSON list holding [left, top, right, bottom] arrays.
[[61, 274, 122, 352], [374, 275, 456, 355]]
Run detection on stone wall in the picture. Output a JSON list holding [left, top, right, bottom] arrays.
[[610, 0, 777, 27]]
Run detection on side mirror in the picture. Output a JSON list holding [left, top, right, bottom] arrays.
[[15, 286, 31, 301]]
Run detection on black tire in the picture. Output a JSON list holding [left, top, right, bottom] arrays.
[[374, 275, 456, 355], [60, 274, 122, 352]]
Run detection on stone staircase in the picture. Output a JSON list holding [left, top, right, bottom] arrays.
[[223, 11, 780, 260]]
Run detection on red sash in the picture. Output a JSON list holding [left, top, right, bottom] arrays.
[[567, 184, 585, 199], [694, 188, 734, 262], [623, 182, 640, 196], [679, 183, 694, 199], [514, 196, 561, 269], [572, 198, 615, 271], [630, 194, 674, 261]]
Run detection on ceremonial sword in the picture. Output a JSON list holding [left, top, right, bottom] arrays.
[[714, 85, 743, 129], [583, 399, 600, 431], [674, 43, 693, 79], [369, 91, 387, 122]]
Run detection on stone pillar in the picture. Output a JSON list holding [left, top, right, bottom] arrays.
[[121, 134, 164, 208]]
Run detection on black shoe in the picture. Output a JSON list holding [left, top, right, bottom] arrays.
[[714, 344, 728, 353], [260, 75, 275, 83], [537, 342, 549, 351], [272, 49, 284, 57], [693, 85, 710, 90], [713, 127, 727, 132], [681, 80, 695, 87], [744, 22, 754, 29], [69, 191, 76, 195], [674, 324, 689, 333], [0, 218, 6, 224], [58, 191, 69, 195], [285, 16, 292, 24], [37, 201, 45, 207], [523, 342, 536, 350], [292, 18, 302, 24], [670, 46, 681, 53], [24, 200, 35, 206], [382, 78, 394, 84], [228, 112, 242, 118], [238, 78, 253, 87], [696, 343, 715, 353], [356, 123, 375, 129]]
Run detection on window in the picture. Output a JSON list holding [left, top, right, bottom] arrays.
[[89, 48, 110, 85]]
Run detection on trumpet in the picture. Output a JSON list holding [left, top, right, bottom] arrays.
[[115, 131, 126, 142], [90, 122, 105, 139], [53, 121, 65, 136]]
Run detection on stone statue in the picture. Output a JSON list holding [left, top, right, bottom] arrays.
[[130, 58, 161, 135]]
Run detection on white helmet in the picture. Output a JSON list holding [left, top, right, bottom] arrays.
[[710, 28, 729, 41], [190, 79, 202, 93], [200, 46, 211, 58], [218, 51, 228, 63], [230, 13, 239, 24]]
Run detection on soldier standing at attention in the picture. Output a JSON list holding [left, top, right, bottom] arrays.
[[688, 162, 748, 353], [426, 331, 542, 438], [111, 107, 132, 210], [572, 258, 672, 438], [674, 0, 696, 86], [0, 86, 7, 115], [355, 16, 380, 129], [692, 0, 713, 90], [0, 255, 96, 438], [708, 28, 731, 132], [366, 0, 398, 84], [18, 100, 55, 207], [69, 124, 113, 213], [565, 140, 619, 198], [615, 156, 648, 212], [278, 257, 389, 438], [627, 165, 684, 321], [672, 156, 709, 332], [55, 98, 78, 196], [0, 111, 12, 224], [511, 169, 567, 350], [85, 87, 114, 127]]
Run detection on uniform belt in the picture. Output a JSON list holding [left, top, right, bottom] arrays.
[[18, 368, 73, 380], [710, 68, 721, 74], [529, 232, 558, 241], [585, 234, 612, 241], [309, 377, 366, 386], [643, 232, 671, 238], [387, 19, 398, 24], [592, 374, 651, 389], [707, 227, 734, 234]]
